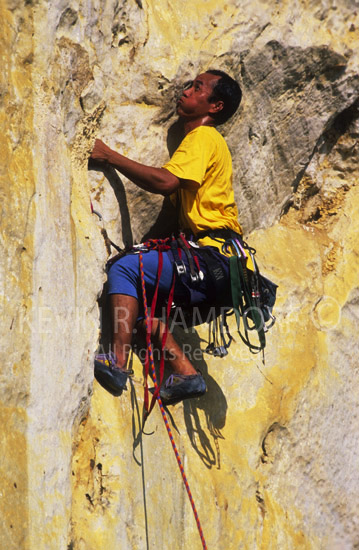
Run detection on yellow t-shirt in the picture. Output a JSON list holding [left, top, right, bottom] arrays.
[[163, 126, 242, 251]]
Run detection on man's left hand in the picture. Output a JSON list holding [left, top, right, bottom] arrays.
[[90, 139, 112, 163]]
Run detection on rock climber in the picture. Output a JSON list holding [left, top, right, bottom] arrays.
[[90, 70, 242, 405]]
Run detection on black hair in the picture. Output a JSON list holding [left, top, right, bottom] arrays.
[[206, 69, 242, 124]]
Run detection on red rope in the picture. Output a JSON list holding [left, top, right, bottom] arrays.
[[139, 251, 208, 550]]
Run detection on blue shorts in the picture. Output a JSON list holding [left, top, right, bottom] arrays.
[[108, 250, 177, 300], [107, 247, 230, 320]]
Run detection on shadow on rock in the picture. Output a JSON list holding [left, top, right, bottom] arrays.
[[130, 322, 228, 471], [88, 160, 134, 248], [168, 325, 228, 470], [140, 196, 177, 241], [96, 282, 112, 354]]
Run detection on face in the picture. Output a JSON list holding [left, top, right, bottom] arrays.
[[176, 72, 221, 120]]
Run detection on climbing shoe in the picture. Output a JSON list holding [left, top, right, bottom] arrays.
[[94, 352, 128, 396], [160, 373, 206, 406]]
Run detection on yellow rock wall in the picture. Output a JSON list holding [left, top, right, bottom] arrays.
[[1, 1, 359, 549]]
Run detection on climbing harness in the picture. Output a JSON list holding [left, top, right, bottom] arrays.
[[139, 250, 208, 550]]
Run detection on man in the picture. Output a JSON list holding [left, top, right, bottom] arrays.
[[90, 70, 242, 404]]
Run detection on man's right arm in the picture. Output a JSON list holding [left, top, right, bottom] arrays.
[[90, 139, 180, 196]]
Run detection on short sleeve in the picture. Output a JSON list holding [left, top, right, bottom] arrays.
[[163, 128, 216, 187]]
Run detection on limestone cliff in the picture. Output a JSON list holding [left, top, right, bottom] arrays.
[[1, 1, 359, 549]]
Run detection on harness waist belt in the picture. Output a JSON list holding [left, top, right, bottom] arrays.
[[194, 228, 243, 242]]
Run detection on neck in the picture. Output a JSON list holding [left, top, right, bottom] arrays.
[[182, 115, 216, 135]]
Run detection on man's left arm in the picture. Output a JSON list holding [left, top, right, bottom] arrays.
[[90, 139, 180, 196]]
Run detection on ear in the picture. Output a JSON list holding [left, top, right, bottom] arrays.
[[209, 100, 224, 115]]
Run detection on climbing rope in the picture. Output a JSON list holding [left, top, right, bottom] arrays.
[[139, 251, 208, 550]]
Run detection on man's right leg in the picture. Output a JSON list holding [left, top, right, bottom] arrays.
[[145, 317, 206, 406], [147, 318, 197, 375]]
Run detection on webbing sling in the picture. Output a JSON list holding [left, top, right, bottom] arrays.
[[229, 255, 266, 352]]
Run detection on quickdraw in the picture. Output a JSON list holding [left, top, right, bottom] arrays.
[[205, 309, 233, 357]]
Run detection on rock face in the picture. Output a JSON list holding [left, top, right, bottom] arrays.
[[1, 1, 359, 549]]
